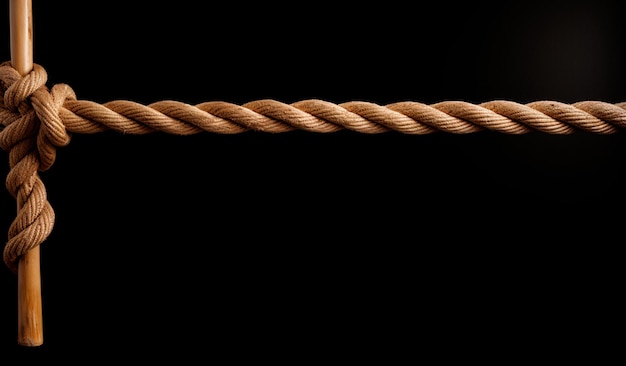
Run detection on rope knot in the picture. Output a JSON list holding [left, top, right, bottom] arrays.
[[0, 61, 76, 273], [0, 61, 76, 171]]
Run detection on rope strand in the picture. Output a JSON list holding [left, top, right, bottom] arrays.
[[1, 61, 626, 272], [59, 98, 626, 136]]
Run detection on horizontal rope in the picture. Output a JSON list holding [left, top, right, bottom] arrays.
[[1, 61, 626, 272], [2, 62, 626, 137], [59, 99, 626, 135]]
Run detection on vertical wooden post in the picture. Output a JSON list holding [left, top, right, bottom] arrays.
[[10, 0, 33, 76], [10, 0, 43, 347]]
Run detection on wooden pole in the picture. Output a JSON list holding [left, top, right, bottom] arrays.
[[10, 0, 33, 76], [10, 0, 43, 347]]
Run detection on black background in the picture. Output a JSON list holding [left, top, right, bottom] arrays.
[[1, 0, 624, 361]]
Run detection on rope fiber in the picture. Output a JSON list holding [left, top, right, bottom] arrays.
[[2, 61, 626, 272]]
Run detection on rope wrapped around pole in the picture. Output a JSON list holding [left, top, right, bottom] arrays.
[[2, 60, 626, 272]]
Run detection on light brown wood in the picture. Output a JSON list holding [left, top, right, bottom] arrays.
[[10, 0, 33, 75], [10, 0, 43, 347], [17, 246, 43, 346]]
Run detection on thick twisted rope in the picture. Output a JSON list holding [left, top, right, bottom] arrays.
[[61, 94, 626, 135], [2, 61, 626, 272], [0, 62, 73, 273]]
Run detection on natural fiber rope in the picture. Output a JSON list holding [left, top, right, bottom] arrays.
[[2, 61, 626, 272]]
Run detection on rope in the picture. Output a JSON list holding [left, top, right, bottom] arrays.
[[1, 61, 626, 272]]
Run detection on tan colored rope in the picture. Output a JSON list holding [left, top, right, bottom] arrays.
[[2, 61, 626, 272]]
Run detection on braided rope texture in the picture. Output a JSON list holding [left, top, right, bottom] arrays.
[[1, 61, 626, 272]]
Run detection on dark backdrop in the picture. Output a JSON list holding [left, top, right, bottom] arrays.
[[1, 0, 624, 361]]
